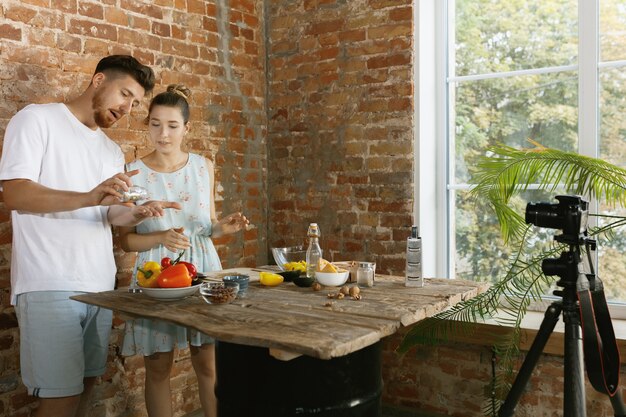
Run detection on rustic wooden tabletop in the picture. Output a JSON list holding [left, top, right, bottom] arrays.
[[72, 268, 488, 360]]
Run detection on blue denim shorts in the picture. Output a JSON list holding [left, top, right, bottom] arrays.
[[15, 291, 112, 398]]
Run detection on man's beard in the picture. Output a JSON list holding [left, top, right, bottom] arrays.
[[92, 91, 116, 128]]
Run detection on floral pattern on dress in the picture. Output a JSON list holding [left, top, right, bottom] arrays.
[[122, 153, 221, 357]]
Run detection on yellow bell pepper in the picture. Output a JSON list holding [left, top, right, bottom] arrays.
[[137, 261, 162, 288]]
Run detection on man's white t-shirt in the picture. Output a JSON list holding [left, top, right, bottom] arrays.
[[0, 103, 124, 304]]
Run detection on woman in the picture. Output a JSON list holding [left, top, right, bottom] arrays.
[[119, 84, 248, 417]]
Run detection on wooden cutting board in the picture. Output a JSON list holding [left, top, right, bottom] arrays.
[[199, 266, 281, 282]]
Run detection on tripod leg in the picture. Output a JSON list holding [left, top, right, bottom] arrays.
[[562, 308, 586, 417], [498, 303, 562, 416], [609, 391, 626, 417]]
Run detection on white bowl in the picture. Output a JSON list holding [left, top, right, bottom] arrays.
[[140, 285, 199, 301], [315, 270, 349, 287]]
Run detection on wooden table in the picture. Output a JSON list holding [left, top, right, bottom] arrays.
[[72, 268, 488, 416]]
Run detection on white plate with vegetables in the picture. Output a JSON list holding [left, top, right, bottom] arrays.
[[140, 284, 199, 301]]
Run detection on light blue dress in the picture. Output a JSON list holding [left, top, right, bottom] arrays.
[[122, 153, 220, 356]]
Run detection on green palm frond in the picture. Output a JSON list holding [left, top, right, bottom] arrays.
[[398, 142, 626, 416], [471, 142, 626, 243]]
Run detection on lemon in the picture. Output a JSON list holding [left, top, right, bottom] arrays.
[[320, 262, 338, 273], [284, 261, 306, 272], [259, 272, 284, 286]]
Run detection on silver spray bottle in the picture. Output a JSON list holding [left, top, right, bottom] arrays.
[[405, 226, 423, 287]]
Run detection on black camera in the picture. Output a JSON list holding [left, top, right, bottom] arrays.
[[525, 195, 589, 237]]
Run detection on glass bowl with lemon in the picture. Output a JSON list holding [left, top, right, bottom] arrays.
[[271, 246, 307, 271]]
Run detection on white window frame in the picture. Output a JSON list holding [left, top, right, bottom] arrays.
[[416, 0, 626, 318]]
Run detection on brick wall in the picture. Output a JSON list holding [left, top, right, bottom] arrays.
[[266, 0, 415, 274], [383, 329, 626, 417], [0, 0, 265, 416]]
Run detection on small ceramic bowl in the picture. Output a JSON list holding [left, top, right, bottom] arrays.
[[223, 275, 249, 296], [293, 276, 315, 287], [277, 270, 301, 282], [315, 270, 349, 287]]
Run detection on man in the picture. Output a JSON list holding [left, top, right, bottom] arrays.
[[0, 55, 179, 417]]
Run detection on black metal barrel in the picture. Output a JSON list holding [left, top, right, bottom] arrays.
[[215, 341, 382, 417]]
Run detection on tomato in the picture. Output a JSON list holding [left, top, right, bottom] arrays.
[[178, 261, 197, 278], [161, 257, 172, 269], [157, 263, 192, 288]]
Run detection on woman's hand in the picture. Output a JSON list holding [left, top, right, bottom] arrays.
[[161, 227, 191, 252], [108, 199, 182, 227], [213, 212, 250, 237], [131, 200, 183, 221]]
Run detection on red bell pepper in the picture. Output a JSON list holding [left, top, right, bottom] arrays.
[[160, 251, 197, 279], [157, 263, 192, 288]]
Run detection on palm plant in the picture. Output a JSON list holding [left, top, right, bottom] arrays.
[[397, 141, 626, 416]]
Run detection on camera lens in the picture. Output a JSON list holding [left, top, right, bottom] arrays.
[[525, 202, 563, 229]]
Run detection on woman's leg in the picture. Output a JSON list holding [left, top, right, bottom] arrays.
[[144, 351, 175, 417], [190, 344, 217, 417]]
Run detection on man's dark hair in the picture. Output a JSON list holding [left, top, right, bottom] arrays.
[[94, 55, 155, 93]]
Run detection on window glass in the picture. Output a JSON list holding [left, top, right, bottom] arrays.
[[599, 67, 626, 167], [455, 189, 562, 282], [455, 0, 578, 77], [445, 0, 626, 305], [454, 73, 579, 184], [600, 0, 626, 61]]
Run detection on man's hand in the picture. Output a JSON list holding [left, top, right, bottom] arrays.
[[87, 169, 140, 207]]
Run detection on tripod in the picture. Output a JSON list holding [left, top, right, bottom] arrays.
[[497, 240, 626, 417]]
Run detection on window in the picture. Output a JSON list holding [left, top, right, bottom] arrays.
[[418, 0, 626, 301]]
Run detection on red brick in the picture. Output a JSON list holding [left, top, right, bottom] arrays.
[[104, 7, 129, 26], [389, 6, 412, 21], [0, 24, 21, 41], [120, 0, 163, 19], [4, 4, 37, 24], [118, 28, 160, 50], [186, 0, 205, 14], [78, 1, 104, 19], [56, 33, 82, 52], [69, 18, 117, 41], [51, 0, 77, 13], [367, 53, 411, 69], [307, 20, 344, 36], [162, 38, 198, 58]]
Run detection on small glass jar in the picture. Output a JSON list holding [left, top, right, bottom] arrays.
[[356, 262, 375, 287], [121, 186, 149, 203]]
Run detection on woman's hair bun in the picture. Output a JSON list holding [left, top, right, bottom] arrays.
[[166, 84, 191, 100]]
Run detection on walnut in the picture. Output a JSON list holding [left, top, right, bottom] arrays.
[[339, 285, 350, 295], [324, 301, 334, 307], [336, 292, 345, 299], [349, 286, 360, 297], [352, 294, 362, 301], [312, 282, 322, 291], [327, 293, 336, 299]]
